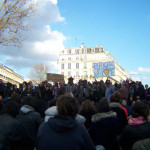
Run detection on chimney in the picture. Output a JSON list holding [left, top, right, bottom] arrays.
[[81, 43, 85, 48]]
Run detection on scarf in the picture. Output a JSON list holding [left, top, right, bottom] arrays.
[[128, 116, 146, 125]]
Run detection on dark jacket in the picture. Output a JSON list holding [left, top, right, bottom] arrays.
[[0, 114, 32, 150], [80, 109, 95, 130], [109, 102, 128, 134], [16, 105, 42, 149], [132, 138, 150, 150], [36, 115, 95, 150], [89, 111, 119, 150], [120, 122, 150, 150]]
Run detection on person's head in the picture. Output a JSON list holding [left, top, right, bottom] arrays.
[[68, 77, 74, 85], [27, 84, 31, 90], [54, 85, 57, 90], [1, 101, 19, 117], [22, 96, 36, 108], [0, 79, 3, 84], [120, 100, 127, 106], [78, 80, 83, 86], [28, 81, 33, 87], [131, 101, 149, 121], [106, 80, 111, 87], [97, 97, 110, 113], [23, 81, 28, 88], [145, 84, 148, 89], [126, 79, 129, 83], [81, 100, 95, 111], [82, 80, 87, 86], [57, 95, 78, 119], [49, 99, 56, 107], [110, 91, 122, 103], [10, 93, 21, 106], [138, 81, 142, 87]]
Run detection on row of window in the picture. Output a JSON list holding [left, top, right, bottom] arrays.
[[61, 63, 88, 69], [61, 56, 86, 61], [62, 48, 101, 54], [61, 71, 87, 77]]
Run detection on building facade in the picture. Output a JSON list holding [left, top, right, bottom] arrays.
[[58, 44, 130, 84], [0, 63, 24, 87]]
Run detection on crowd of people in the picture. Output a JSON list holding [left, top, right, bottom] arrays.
[[0, 77, 150, 150]]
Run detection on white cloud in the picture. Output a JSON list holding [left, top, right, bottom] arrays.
[[0, 0, 66, 77], [138, 67, 150, 72], [129, 71, 139, 75]]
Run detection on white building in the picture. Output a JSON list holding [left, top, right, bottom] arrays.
[[0, 63, 24, 86], [58, 44, 130, 84]]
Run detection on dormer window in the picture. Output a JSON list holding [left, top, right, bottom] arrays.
[[68, 49, 71, 54], [99, 48, 103, 52], [75, 49, 79, 54], [91, 48, 95, 53]]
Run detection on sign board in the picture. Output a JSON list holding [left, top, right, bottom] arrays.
[[94, 61, 115, 77], [46, 73, 64, 83]]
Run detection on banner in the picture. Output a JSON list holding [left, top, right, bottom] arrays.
[[46, 73, 64, 83], [94, 61, 115, 77]]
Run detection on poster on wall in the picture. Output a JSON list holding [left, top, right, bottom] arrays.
[[94, 61, 115, 77]]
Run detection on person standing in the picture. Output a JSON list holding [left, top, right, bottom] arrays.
[[105, 80, 115, 102], [36, 96, 95, 150]]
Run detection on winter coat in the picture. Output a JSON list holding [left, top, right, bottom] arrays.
[[120, 122, 150, 150], [132, 138, 150, 150], [36, 115, 96, 150], [80, 109, 95, 130], [109, 102, 128, 134], [0, 114, 32, 150], [44, 106, 86, 125], [16, 105, 42, 149], [105, 86, 115, 102], [80, 85, 96, 99], [89, 111, 119, 150]]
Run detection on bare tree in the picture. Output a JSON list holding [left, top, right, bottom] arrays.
[[29, 63, 49, 83], [0, 0, 36, 47]]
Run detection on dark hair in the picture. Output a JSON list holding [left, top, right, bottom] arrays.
[[110, 91, 122, 103], [23, 81, 28, 87], [49, 99, 56, 107], [81, 100, 95, 112], [22, 96, 36, 108], [10, 93, 21, 106], [97, 98, 110, 113], [57, 96, 78, 118], [1, 101, 19, 117], [132, 101, 149, 121]]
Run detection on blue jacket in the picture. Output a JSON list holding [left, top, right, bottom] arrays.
[[36, 115, 95, 150]]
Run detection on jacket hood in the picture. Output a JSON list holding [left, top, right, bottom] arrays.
[[20, 105, 34, 113], [44, 106, 86, 125], [92, 111, 117, 123], [48, 115, 78, 133], [109, 102, 122, 109], [44, 106, 57, 122], [45, 106, 57, 116], [75, 114, 86, 125]]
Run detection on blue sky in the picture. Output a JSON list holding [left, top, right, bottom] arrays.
[[0, 0, 150, 86], [53, 0, 150, 85]]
